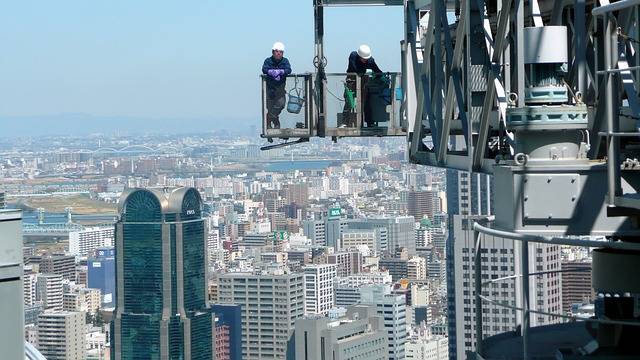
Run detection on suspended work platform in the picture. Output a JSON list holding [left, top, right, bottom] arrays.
[[260, 72, 407, 148]]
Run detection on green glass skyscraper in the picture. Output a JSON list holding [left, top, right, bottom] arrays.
[[111, 188, 213, 360]]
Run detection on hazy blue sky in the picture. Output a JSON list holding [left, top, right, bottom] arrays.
[[0, 1, 404, 134]]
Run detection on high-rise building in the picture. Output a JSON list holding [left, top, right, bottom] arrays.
[[63, 288, 101, 314], [37, 311, 86, 360], [0, 209, 24, 360], [362, 217, 416, 254], [212, 304, 242, 360], [448, 215, 562, 359], [360, 285, 407, 360], [426, 255, 445, 283], [215, 322, 231, 360], [283, 182, 309, 207], [407, 190, 441, 222], [40, 255, 76, 282], [303, 219, 326, 246], [294, 305, 388, 360], [328, 251, 362, 277], [341, 229, 377, 252], [217, 271, 304, 360], [303, 264, 337, 315], [264, 197, 286, 213], [379, 258, 409, 281], [0, 191, 5, 209], [68, 226, 114, 257], [326, 217, 348, 249], [334, 272, 393, 307], [561, 260, 593, 313], [36, 274, 64, 311], [407, 256, 427, 280], [24, 273, 38, 307], [111, 188, 214, 360], [415, 220, 433, 249], [405, 334, 448, 360], [335, 286, 361, 307], [446, 170, 492, 218], [87, 247, 115, 307], [25, 303, 44, 326], [347, 221, 389, 251], [445, 167, 493, 360], [242, 232, 271, 247], [267, 211, 288, 231], [302, 216, 348, 249]]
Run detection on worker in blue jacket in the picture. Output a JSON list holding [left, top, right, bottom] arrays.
[[262, 42, 292, 129], [342, 44, 383, 128]]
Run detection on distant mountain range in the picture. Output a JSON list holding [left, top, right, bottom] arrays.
[[0, 114, 257, 137]]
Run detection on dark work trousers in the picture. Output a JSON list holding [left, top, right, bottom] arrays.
[[266, 84, 286, 129], [341, 75, 372, 127]]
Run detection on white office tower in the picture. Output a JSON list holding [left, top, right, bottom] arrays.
[[365, 217, 416, 254], [36, 273, 64, 311], [0, 210, 25, 360], [68, 226, 114, 257], [405, 330, 448, 360], [294, 305, 388, 360], [407, 256, 427, 280], [303, 264, 337, 315], [36, 311, 86, 360], [341, 229, 378, 252], [449, 215, 562, 359], [360, 284, 407, 360], [24, 273, 38, 306], [218, 271, 304, 359]]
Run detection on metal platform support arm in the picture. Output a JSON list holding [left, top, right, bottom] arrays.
[[437, 0, 470, 164], [472, 0, 514, 170], [407, 1, 440, 159]]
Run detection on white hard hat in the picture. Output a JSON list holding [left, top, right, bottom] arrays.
[[272, 42, 285, 52], [357, 44, 372, 59]]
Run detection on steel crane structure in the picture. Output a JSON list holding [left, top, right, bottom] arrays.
[[260, 0, 640, 358]]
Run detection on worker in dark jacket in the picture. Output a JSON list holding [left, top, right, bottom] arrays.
[[347, 44, 383, 74], [262, 42, 292, 129], [342, 44, 383, 127]]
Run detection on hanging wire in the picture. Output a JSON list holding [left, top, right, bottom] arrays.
[[326, 86, 345, 102]]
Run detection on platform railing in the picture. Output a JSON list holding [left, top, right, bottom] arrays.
[[322, 72, 406, 137], [261, 74, 314, 140], [472, 221, 640, 359]]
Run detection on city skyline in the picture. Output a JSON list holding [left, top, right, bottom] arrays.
[[1, 0, 637, 359]]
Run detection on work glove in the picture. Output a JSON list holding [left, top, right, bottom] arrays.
[[267, 69, 285, 80]]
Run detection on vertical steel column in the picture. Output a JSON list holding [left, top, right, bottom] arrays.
[[521, 239, 530, 360], [516, 0, 524, 107], [401, 0, 410, 131], [400, 39, 408, 130], [466, 0, 474, 163], [314, 0, 326, 137], [474, 228, 483, 357], [604, 14, 622, 204], [576, 0, 587, 95], [635, 6, 640, 91], [433, 0, 443, 130]]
